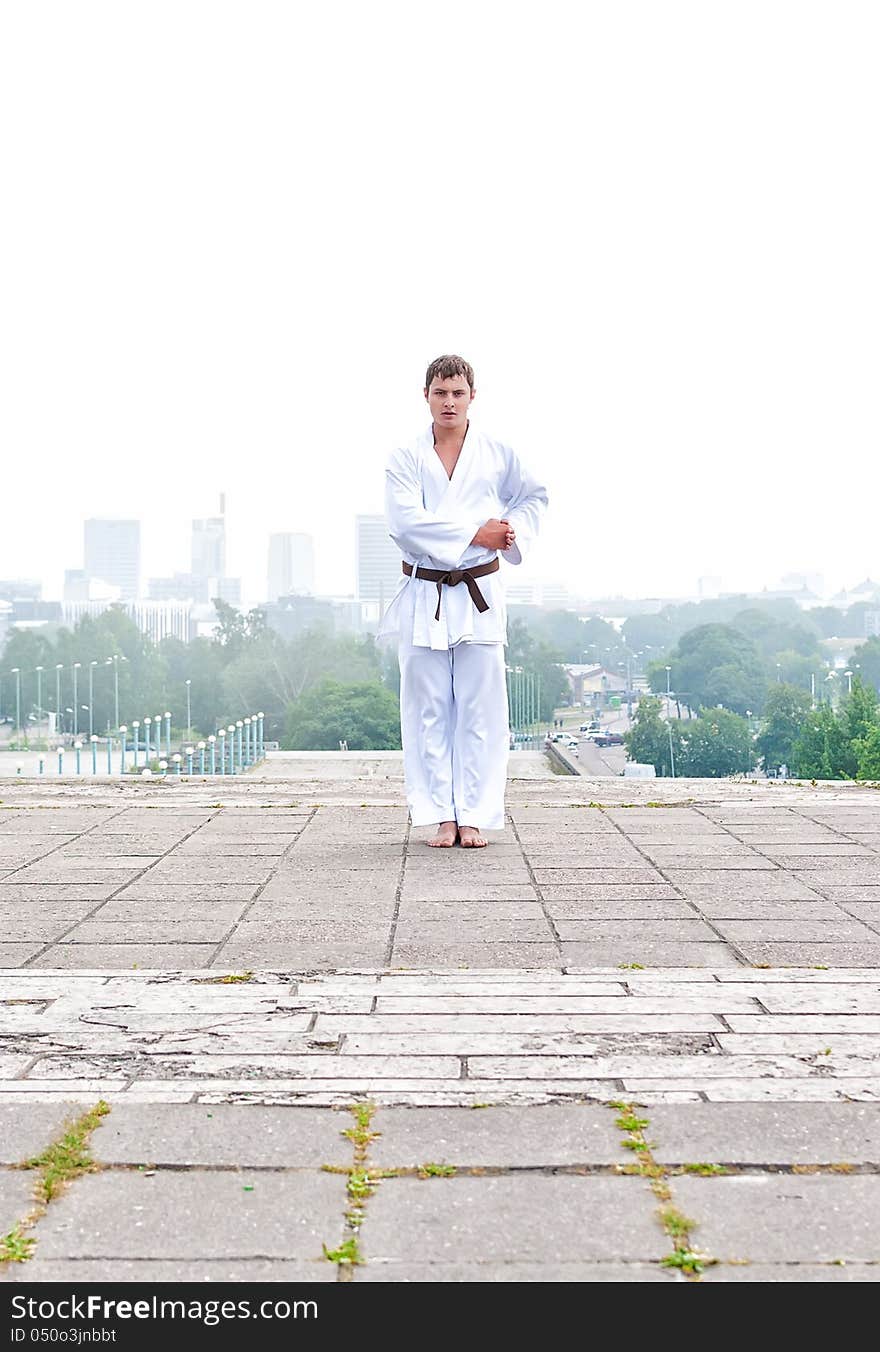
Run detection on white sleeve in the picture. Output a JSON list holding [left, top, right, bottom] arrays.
[[500, 447, 548, 566], [385, 448, 481, 568]]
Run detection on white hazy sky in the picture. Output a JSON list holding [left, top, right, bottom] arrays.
[[1, 1, 878, 607]]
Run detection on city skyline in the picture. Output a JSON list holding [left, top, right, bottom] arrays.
[[1, 500, 877, 614]]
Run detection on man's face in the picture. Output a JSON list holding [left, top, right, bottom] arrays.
[[425, 373, 474, 430]]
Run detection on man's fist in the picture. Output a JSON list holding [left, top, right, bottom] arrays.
[[472, 518, 516, 551]]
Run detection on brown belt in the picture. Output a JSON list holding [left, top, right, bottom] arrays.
[[402, 557, 500, 622]]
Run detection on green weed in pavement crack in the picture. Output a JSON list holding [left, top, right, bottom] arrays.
[[1, 1100, 111, 1266], [609, 1100, 715, 1281]]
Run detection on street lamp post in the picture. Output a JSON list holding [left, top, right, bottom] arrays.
[[88, 661, 98, 737], [55, 664, 63, 735], [10, 668, 21, 741], [119, 726, 128, 774], [197, 741, 206, 774], [72, 663, 81, 736], [132, 720, 140, 768], [185, 680, 192, 738], [208, 734, 216, 774], [664, 666, 676, 778], [144, 716, 152, 762], [164, 712, 171, 758], [218, 729, 226, 774], [35, 666, 43, 747], [844, 669, 853, 695]]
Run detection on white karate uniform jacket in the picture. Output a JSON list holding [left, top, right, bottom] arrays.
[[378, 425, 549, 650]]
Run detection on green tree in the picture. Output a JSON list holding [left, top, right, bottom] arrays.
[[624, 695, 681, 776], [732, 608, 822, 659], [504, 620, 567, 722], [678, 708, 751, 777], [810, 606, 847, 639], [654, 623, 767, 715], [284, 679, 401, 750], [855, 725, 880, 779], [836, 676, 880, 779], [849, 637, 880, 694], [755, 684, 811, 776], [620, 611, 677, 657], [789, 706, 851, 779], [157, 635, 227, 736]]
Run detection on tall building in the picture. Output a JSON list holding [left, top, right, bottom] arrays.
[[356, 515, 402, 611], [267, 533, 315, 602], [191, 516, 226, 580], [83, 519, 140, 600]]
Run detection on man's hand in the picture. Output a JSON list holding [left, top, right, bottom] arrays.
[[472, 518, 516, 551]]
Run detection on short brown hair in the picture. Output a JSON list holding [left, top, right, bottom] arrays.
[[424, 354, 475, 393]]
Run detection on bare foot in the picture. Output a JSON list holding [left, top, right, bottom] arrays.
[[459, 825, 488, 848], [427, 821, 458, 847]]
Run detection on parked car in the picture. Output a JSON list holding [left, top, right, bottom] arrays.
[[592, 731, 625, 747], [579, 721, 601, 732]]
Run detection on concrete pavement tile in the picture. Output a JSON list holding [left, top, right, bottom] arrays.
[[692, 901, 844, 920], [546, 902, 695, 920], [30, 945, 217, 968], [841, 905, 880, 927], [33, 1170, 348, 1259], [393, 920, 553, 942], [560, 942, 741, 967], [733, 943, 880, 967], [701, 1262, 880, 1281], [91, 1103, 351, 1166], [674, 1175, 880, 1262], [400, 884, 539, 901], [115, 884, 261, 901], [0, 1169, 39, 1231], [370, 1105, 629, 1167], [0, 944, 44, 964], [227, 920, 393, 942], [555, 921, 718, 941], [61, 922, 233, 943], [4, 1258, 337, 1281], [0, 922, 81, 942], [0, 1103, 89, 1162], [395, 904, 545, 921], [212, 942, 389, 967], [714, 920, 875, 943], [648, 1103, 880, 1164], [93, 903, 247, 924], [390, 942, 562, 968], [822, 888, 880, 901], [355, 1261, 675, 1282], [363, 1176, 667, 1263]]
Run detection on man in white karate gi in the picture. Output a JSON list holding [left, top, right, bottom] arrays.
[[378, 355, 548, 848]]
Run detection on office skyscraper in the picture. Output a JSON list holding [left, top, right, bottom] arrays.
[[268, 533, 315, 601], [83, 519, 140, 600], [356, 514, 401, 610], [191, 516, 226, 580]]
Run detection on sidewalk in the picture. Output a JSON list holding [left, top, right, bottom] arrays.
[[1, 763, 879, 1282]]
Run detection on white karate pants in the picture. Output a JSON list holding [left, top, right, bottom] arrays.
[[398, 638, 509, 830]]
